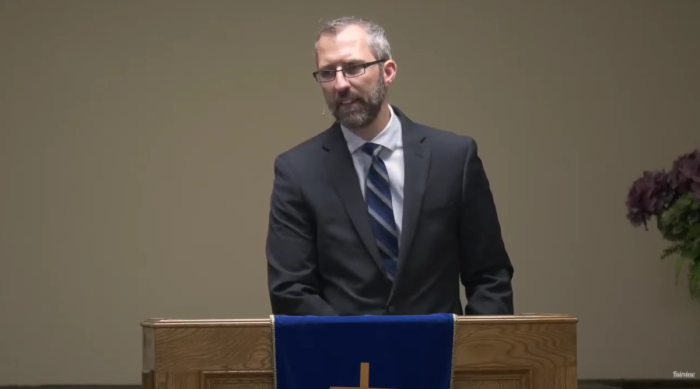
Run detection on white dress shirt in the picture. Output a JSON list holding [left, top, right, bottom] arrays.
[[340, 106, 405, 243]]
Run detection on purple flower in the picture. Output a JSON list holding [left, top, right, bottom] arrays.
[[669, 149, 700, 198], [625, 170, 674, 228]]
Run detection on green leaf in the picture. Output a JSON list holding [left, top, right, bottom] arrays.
[[675, 256, 687, 285], [682, 241, 700, 260], [659, 209, 674, 230], [688, 224, 700, 240], [678, 194, 694, 208], [661, 243, 684, 259], [689, 212, 700, 224], [673, 224, 686, 235], [655, 194, 700, 300], [688, 259, 700, 299]]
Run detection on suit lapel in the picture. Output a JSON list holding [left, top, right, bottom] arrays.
[[321, 106, 432, 291], [323, 124, 384, 273], [391, 107, 430, 296]]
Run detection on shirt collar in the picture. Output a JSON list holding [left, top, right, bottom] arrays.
[[340, 105, 401, 154]]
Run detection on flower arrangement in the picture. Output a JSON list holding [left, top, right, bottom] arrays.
[[625, 149, 700, 301]]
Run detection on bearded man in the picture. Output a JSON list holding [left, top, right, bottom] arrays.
[[265, 16, 514, 316]]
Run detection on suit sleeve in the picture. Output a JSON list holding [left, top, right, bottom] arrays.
[[266, 155, 338, 316], [458, 138, 515, 315]]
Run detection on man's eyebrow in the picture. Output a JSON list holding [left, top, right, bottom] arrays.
[[320, 60, 364, 70]]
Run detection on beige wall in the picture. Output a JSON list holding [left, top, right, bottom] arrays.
[[1, 0, 699, 385]]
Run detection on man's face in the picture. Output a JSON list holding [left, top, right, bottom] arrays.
[[315, 26, 396, 129]]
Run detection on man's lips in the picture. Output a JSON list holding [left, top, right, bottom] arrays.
[[337, 98, 360, 107]]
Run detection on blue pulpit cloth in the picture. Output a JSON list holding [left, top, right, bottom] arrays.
[[271, 313, 457, 389]]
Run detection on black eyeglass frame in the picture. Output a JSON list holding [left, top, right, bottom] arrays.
[[312, 59, 388, 83]]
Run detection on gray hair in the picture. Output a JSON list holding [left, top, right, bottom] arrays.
[[314, 16, 392, 61]]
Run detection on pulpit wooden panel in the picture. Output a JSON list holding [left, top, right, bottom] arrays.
[[142, 314, 577, 389]]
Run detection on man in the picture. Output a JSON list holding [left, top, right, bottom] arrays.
[[265, 16, 514, 316]]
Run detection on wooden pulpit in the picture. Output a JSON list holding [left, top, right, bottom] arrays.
[[141, 314, 577, 389]]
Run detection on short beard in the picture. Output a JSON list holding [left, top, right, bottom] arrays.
[[330, 73, 386, 130]]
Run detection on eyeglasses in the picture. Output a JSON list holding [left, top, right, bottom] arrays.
[[313, 59, 388, 83]]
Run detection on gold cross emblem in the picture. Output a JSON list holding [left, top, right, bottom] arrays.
[[330, 363, 393, 389]]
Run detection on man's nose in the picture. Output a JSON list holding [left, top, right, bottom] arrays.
[[334, 72, 350, 91]]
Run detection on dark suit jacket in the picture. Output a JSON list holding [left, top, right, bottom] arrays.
[[266, 105, 514, 316]]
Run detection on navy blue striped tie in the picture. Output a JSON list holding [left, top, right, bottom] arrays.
[[362, 142, 398, 281]]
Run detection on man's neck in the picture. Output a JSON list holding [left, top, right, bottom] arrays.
[[349, 103, 392, 141]]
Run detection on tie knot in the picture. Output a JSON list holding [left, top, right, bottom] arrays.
[[362, 142, 383, 157]]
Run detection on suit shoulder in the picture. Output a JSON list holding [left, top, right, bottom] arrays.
[[273, 127, 331, 167]]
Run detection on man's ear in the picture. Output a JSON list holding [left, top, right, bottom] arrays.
[[383, 59, 397, 85]]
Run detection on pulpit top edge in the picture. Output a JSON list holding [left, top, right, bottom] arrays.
[[141, 318, 270, 328], [140, 314, 577, 328]]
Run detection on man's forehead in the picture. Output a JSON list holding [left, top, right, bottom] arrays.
[[316, 26, 372, 62]]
